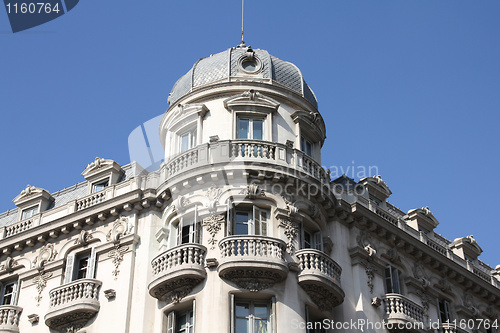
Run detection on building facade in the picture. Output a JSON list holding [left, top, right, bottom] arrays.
[[0, 44, 498, 333]]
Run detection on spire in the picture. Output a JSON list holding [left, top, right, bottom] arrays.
[[240, 0, 246, 47]]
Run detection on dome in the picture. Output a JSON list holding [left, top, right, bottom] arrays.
[[167, 45, 318, 108]]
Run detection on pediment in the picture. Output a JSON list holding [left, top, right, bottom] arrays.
[[359, 175, 392, 201], [407, 206, 439, 229], [81, 157, 122, 180], [223, 90, 280, 113], [13, 185, 52, 207]]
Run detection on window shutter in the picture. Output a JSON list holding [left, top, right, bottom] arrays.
[[393, 268, 400, 294], [194, 206, 200, 244], [166, 311, 176, 333], [11, 280, 19, 305], [230, 294, 235, 333], [271, 296, 277, 333], [64, 253, 76, 284], [314, 231, 322, 251], [177, 218, 183, 246], [87, 247, 97, 279], [226, 201, 233, 236], [192, 299, 196, 333], [252, 206, 259, 236], [300, 223, 305, 249], [444, 300, 450, 321]]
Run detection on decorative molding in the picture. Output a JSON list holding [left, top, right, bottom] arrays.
[[151, 277, 201, 303], [202, 214, 225, 249], [33, 243, 58, 270], [172, 196, 191, 214], [240, 184, 265, 200], [108, 244, 128, 279], [106, 216, 131, 243], [104, 289, 116, 300], [300, 283, 343, 311], [365, 261, 375, 294], [0, 256, 18, 272], [223, 90, 280, 113], [74, 230, 93, 246], [372, 297, 382, 307], [206, 184, 222, 213], [28, 313, 39, 324], [221, 269, 282, 292], [33, 270, 53, 305], [278, 218, 299, 255]]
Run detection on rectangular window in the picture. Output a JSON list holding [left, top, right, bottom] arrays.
[[179, 129, 197, 153], [300, 137, 313, 157], [233, 207, 269, 236], [238, 117, 264, 140], [302, 228, 322, 251], [92, 179, 109, 193], [64, 248, 97, 283], [21, 206, 38, 220], [0, 281, 18, 305], [166, 301, 196, 333], [438, 299, 451, 323], [233, 299, 272, 333], [384, 265, 401, 294]]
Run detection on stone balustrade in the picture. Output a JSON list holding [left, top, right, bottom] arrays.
[[149, 243, 207, 301], [151, 243, 206, 276], [5, 218, 34, 238], [383, 293, 425, 324], [295, 249, 345, 310], [45, 279, 101, 331], [0, 305, 22, 332], [218, 235, 288, 291], [76, 191, 106, 211]]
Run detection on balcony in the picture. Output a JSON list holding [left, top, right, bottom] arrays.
[[148, 243, 207, 302], [164, 139, 329, 184], [295, 249, 345, 310], [44, 279, 101, 332], [0, 305, 22, 333], [383, 294, 425, 330], [218, 235, 288, 292]]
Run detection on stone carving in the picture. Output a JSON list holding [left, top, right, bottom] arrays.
[[0, 256, 18, 272], [415, 290, 431, 321], [106, 216, 131, 243], [386, 248, 400, 263], [357, 231, 377, 258], [33, 270, 53, 305], [278, 218, 299, 254], [108, 244, 129, 279], [33, 243, 58, 270], [20, 184, 37, 197], [221, 269, 283, 292], [364, 261, 376, 294], [74, 230, 93, 246], [299, 283, 343, 311], [172, 195, 191, 213], [151, 277, 202, 303], [206, 184, 222, 213], [240, 184, 265, 199], [372, 297, 382, 307], [413, 262, 430, 288], [281, 194, 298, 216], [46, 310, 95, 333], [202, 214, 225, 249]]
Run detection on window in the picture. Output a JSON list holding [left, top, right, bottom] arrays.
[[0, 280, 18, 305], [384, 265, 401, 294], [64, 248, 97, 284], [305, 305, 326, 333], [438, 299, 451, 323], [233, 207, 268, 236], [177, 219, 201, 245], [179, 129, 197, 153], [166, 302, 196, 333], [301, 228, 322, 251], [238, 117, 264, 140], [92, 179, 109, 193], [21, 206, 38, 220], [300, 137, 313, 157], [232, 297, 274, 333]]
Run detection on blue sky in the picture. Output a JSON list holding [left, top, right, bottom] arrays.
[[1, 0, 499, 266]]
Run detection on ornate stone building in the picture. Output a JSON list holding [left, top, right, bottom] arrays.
[[0, 44, 498, 333]]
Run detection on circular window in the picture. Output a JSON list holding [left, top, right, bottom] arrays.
[[238, 54, 262, 74], [241, 59, 258, 72]]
